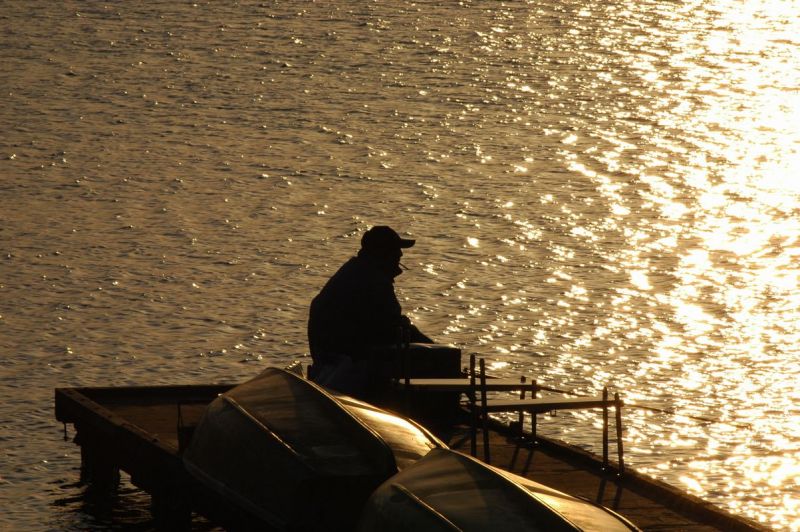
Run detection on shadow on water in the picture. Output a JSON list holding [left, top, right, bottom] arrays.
[[50, 478, 154, 531], [50, 477, 221, 531]]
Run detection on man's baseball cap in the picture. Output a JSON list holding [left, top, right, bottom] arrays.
[[361, 226, 415, 251]]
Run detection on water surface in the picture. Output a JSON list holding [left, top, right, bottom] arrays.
[[1, 1, 799, 529]]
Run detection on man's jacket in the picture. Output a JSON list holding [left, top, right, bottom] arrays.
[[308, 254, 428, 363]]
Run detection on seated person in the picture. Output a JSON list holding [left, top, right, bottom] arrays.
[[307, 225, 432, 398]]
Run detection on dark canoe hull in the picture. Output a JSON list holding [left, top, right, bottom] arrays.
[[182, 368, 443, 530], [357, 448, 640, 532]]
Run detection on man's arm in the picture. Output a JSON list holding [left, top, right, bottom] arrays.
[[399, 315, 433, 343]]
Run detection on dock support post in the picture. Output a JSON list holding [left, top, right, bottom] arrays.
[[151, 488, 192, 531], [77, 429, 120, 493]]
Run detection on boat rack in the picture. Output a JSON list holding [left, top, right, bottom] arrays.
[[394, 354, 625, 472]]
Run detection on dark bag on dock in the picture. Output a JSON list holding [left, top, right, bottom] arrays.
[[368, 343, 463, 421]]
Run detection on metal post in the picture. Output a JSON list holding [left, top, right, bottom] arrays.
[[531, 379, 538, 443], [518, 375, 526, 438], [602, 387, 609, 471], [615, 392, 624, 475], [479, 358, 490, 464], [469, 354, 477, 457]]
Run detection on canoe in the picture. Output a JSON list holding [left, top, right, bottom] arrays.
[[357, 448, 641, 531], [182, 367, 444, 531]]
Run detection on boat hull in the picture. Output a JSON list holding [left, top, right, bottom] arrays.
[[182, 367, 443, 530], [357, 448, 640, 531]]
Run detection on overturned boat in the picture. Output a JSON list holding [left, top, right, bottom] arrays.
[[185, 367, 639, 531], [358, 447, 640, 531], [182, 367, 444, 530]]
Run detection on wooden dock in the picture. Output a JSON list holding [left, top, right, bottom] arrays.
[[55, 383, 768, 531]]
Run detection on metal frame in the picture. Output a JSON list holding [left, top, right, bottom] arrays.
[[392, 355, 625, 474]]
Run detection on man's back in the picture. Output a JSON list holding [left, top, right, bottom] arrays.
[[308, 254, 402, 362]]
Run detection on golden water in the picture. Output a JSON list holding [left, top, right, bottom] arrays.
[[1, 1, 799, 529]]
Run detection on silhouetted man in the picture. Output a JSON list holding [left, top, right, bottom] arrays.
[[308, 226, 432, 397]]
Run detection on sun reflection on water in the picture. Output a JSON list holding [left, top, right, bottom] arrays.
[[649, 0, 799, 525], [535, 0, 800, 527]]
